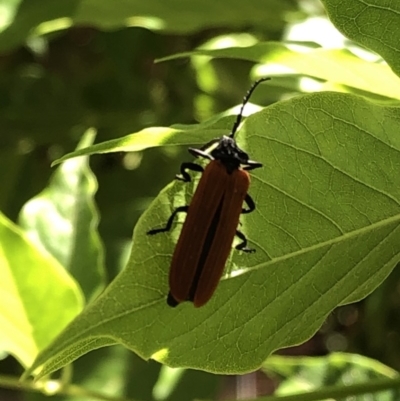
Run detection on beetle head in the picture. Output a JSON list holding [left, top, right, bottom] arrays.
[[210, 136, 249, 172]]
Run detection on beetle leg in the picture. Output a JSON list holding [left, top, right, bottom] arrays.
[[235, 230, 255, 253], [147, 206, 189, 235], [189, 147, 214, 161], [241, 193, 256, 214], [176, 162, 204, 182], [243, 160, 262, 171]]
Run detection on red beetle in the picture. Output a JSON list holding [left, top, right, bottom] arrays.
[[148, 78, 270, 307]]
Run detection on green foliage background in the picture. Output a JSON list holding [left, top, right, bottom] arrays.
[[1, 0, 400, 400]]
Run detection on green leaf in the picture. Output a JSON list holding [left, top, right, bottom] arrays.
[[0, 0, 295, 52], [263, 353, 399, 399], [321, 0, 400, 78], [0, 212, 83, 368], [159, 42, 400, 100], [24, 92, 400, 376], [51, 115, 240, 165], [19, 129, 106, 302]]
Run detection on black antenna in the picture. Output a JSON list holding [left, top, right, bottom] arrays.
[[229, 77, 271, 138]]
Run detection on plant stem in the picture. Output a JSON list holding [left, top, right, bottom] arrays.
[[242, 376, 400, 401], [0, 374, 138, 401]]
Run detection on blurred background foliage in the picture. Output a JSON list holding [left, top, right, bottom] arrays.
[[1, 0, 399, 400]]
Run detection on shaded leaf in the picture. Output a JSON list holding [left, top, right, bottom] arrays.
[[19, 129, 106, 302], [264, 353, 400, 400], [0, 0, 295, 52]]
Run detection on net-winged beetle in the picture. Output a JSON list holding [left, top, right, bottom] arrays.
[[148, 77, 270, 307]]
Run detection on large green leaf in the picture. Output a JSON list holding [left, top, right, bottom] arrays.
[[19, 129, 106, 302], [322, 0, 400, 78], [0, 0, 294, 52], [0, 212, 83, 367], [160, 42, 400, 100], [25, 92, 400, 376]]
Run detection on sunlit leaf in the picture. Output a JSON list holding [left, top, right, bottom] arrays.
[[25, 92, 400, 376], [0, 212, 83, 367], [51, 115, 240, 165], [160, 42, 400, 100], [322, 0, 400, 77]]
